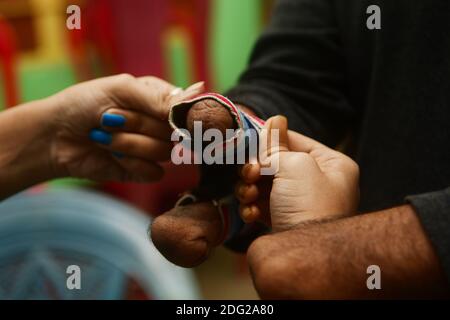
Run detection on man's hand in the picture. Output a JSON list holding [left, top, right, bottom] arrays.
[[236, 116, 359, 231]]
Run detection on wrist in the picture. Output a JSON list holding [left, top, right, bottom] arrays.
[[43, 93, 73, 178], [22, 97, 63, 180], [1, 97, 63, 187]]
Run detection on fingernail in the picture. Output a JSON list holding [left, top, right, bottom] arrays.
[[112, 152, 125, 159], [170, 87, 183, 96], [185, 81, 205, 93], [89, 129, 112, 145], [102, 113, 126, 127], [272, 115, 288, 132]]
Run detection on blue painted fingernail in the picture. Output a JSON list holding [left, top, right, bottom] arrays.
[[89, 129, 112, 145], [112, 152, 125, 159], [102, 113, 126, 127]]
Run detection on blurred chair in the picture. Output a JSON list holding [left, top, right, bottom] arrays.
[[0, 188, 200, 299]]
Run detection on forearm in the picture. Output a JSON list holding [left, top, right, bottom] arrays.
[[247, 205, 449, 299], [0, 98, 60, 200]]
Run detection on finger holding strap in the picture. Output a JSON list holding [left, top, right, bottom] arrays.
[[259, 116, 290, 157], [258, 115, 290, 177], [100, 108, 173, 141]]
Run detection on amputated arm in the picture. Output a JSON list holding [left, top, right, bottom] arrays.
[[151, 98, 265, 266]]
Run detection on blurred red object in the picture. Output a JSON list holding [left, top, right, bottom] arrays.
[[0, 16, 19, 108], [67, 0, 169, 79]]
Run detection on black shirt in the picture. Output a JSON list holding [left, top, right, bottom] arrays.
[[226, 0, 450, 281]]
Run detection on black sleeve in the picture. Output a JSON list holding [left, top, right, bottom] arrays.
[[226, 0, 354, 147], [406, 188, 450, 283]]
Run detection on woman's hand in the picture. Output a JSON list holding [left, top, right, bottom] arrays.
[[49, 74, 204, 182], [235, 116, 360, 232], [0, 74, 204, 199]]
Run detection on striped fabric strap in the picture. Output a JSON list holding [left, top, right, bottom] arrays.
[[169, 93, 266, 243]]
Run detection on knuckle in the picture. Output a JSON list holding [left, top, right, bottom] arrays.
[[246, 184, 259, 201], [107, 74, 136, 95], [234, 180, 245, 197], [339, 155, 360, 176], [142, 75, 158, 83], [349, 160, 360, 176], [114, 74, 136, 91], [117, 73, 135, 83]]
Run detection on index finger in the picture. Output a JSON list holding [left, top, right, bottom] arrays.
[[106, 74, 175, 120]]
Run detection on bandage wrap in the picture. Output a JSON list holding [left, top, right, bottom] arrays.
[[169, 93, 265, 243]]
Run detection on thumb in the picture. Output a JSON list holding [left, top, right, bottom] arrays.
[[263, 115, 290, 157], [171, 81, 205, 102]]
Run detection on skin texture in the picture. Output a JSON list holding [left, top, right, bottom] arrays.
[[186, 99, 235, 136], [247, 205, 450, 299], [151, 202, 223, 268]]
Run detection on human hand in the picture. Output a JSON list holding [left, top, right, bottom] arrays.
[[236, 116, 360, 231], [48, 74, 204, 182]]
